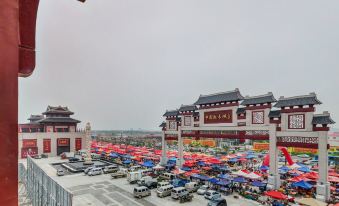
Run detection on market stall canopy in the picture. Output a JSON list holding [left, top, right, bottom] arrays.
[[295, 198, 327, 206], [153, 164, 165, 170], [264, 190, 288, 200], [292, 180, 313, 190], [251, 181, 266, 187], [233, 177, 247, 183]]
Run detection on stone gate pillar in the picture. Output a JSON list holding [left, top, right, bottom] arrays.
[[177, 126, 184, 167], [267, 125, 280, 190], [316, 131, 330, 202], [160, 131, 167, 166]]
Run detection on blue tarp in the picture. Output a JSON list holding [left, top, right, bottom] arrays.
[[197, 161, 206, 166], [216, 180, 231, 186], [260, 165, 269, 170], [279, 166, 291, 171], [298, 166, 311, 173], [169, 157, 177, 161], [209, 178, 219, 184], [123, 159, 131, 164], [109, 153, 119, 158], [228, 158, 238, 163], [233, 177, 247, 183], [292, 180, 313, 189], [181, 167, 192, 171], [246, 155, 256, 159], [279, 170, 288, 174], [252, 181, 266, 187], [142, 161, 154, 168], [191, 174, 211, 181], [217, 174, 230, 179], [122, 154, 132, 159]]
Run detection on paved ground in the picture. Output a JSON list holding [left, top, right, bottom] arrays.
[[25, 157, 260, 206]]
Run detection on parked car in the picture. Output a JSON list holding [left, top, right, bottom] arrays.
[[204, 190, 221, 200], [84, 166, 95, 174], [88, 168, 103, 176], [157, 181, 170, 188], [171, 187, 188, 199], [41, 154, 48, 158], [185, 182, 199, 193], [133, 186, 151, 198], [57, 169, 65, 176], [156, 185, 174, 198], [103, 165, 119, 174], [69, 157, 79, 163], [207, 197, 227, 206], [111, 171, 127, 179], [197, 185, 209, 195]]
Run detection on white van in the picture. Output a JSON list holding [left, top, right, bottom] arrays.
[[130, 165, 142, 172], [171, 187, 188, 199], [157, 185, 174, 198], [185, 182, 199, 193], [133, 186, 151, 198], [88, 168, 103, 176], [161, 172, 176, 180], [157, 181, 170, 188]]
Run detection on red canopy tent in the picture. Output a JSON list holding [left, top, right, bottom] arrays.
[[265, 191, 288, 200]]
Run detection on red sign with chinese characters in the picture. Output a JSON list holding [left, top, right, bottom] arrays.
[[22, 139, 37, 148], [57, 138, 69, 146], [204, 110, 233, 124], [43, 139, 51, 153], [75, 138, 82, 151]]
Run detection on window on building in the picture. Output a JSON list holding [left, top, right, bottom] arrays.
[[288, 114, 305, 129]]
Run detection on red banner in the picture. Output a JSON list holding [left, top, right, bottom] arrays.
[[75, 138, 82, 151], [21, 147, 38, 158], [43, 139, 51, 153], [22, 139, 37, 148], [57, 138, 69, 146], [204, 110, 232, 124]]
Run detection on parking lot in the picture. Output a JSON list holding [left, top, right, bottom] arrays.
[[27, 157, 259, 206]]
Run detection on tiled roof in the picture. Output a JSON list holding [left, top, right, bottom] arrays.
[[241, 92, 277, 105], [274, 93, 322, 108], [43, 105, 74, 115], [28, 115, 44, 122], [37, 117, 81, 123], [236, 108, 246, 114], [179, 105, 197, 112], [159, 122, 166, 127], [312, 113, 335, 125], [194, 88, 244, 105], [163, 110, 178, 117], [268, 110, 281, 118]]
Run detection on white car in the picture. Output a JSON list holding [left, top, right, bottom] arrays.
[[57, 169, 65, 176], [204, 190, 221, 200], [197, 185, 209, 195], [88, 168, 103, 176], [84, 166, 95, 174]]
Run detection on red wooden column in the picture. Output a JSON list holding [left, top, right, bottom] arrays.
[[0, 0, 19, 205]]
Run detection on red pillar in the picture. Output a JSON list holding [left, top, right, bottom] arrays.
[[0, 0, 19, 205]]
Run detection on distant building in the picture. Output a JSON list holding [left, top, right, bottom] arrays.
[[18, 106, 87, 158]]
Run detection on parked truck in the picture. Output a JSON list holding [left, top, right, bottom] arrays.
[[111, 171, 127, 179], [127, 171, 143, 184], [137, 176, 158, 188]]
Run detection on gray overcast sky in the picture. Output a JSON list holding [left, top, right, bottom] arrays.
[[19, 0, 339, 130]]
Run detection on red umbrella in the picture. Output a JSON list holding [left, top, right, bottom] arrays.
[[265, 190, 288, 200], [202, 167, 212, 171]]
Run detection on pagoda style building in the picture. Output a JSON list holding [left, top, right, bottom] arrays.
[[18, 106, 88, 158]]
